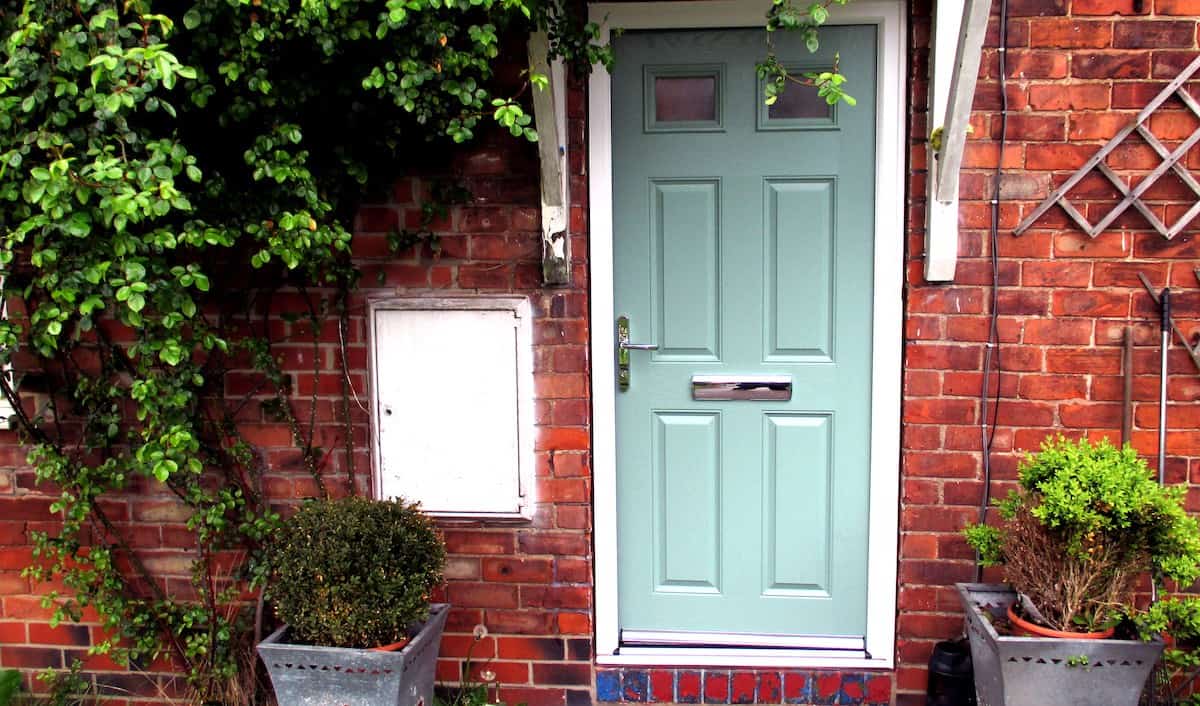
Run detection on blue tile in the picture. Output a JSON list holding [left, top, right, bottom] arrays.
[[597, 670, 622, 702], [624, 670, 649, 703]]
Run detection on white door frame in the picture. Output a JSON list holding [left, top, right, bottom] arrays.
[[588, 0, 905, 669]]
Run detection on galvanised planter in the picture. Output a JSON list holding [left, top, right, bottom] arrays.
[[957, 584, 1162, 706], [257, 603, 449, 706]]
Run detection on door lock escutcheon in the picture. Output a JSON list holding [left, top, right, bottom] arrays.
[[617, 315, 657, 390]]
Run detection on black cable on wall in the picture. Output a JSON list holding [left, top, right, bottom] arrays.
[[976, 0, 1010, 583]]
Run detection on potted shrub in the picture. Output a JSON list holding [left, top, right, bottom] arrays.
[[257, 496, 448, 706], [959, 436, 1200, 706]]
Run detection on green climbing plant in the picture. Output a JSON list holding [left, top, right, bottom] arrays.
[[0, 0, 605, 700], [759, 0, 857, 107]]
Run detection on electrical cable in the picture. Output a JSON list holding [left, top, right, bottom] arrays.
[[975, 0, 1009, 583]]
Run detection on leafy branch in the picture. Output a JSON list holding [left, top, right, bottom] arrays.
[[758, 0, 857, 107]]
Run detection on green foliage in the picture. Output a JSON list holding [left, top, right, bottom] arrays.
[[264, 497, 446, 648], [964, 436, 1200, 632], [1137, 597, 1200, 642], [0, 0, 600, 697], [38, 661, 90, 706], [384, 180, 473, 272], [963, 523, 1003, 567], [758, 0, 856, 107], [0, 669, 20, 706], [1136, 598, 1200, 705], [1015, 436, 1200, 586]]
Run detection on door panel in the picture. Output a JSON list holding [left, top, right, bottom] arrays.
[[613, 26, 877, 641], [764, 178, 835, 361], [652, 179, 721, 359], [653, 411, 722, 592], [763, 413, 832, 597]]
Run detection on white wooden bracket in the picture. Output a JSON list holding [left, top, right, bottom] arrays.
[[926, 0, 990, 282], [0, 276, 15, 430], [528, 31, 571, 286], [0, 368, 14, 429]]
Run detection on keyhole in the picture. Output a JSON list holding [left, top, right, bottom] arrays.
[[384, 406, 393, 416]]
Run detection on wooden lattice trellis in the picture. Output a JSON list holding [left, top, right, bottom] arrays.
[[1015, 55, 1200, 239]]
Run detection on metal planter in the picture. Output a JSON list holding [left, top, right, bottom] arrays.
[[957, 584, 1163, 706], [257, 603, 449, 706]]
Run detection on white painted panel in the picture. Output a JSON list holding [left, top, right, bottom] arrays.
[[372, 300, 532, 517]]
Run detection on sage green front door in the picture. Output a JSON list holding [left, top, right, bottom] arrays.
[[613, 26, 878, 646]]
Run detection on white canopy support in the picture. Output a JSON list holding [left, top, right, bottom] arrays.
[[0, 276, 14, 430], [528, 31, 571, 286], [925, 0, 990, 282]]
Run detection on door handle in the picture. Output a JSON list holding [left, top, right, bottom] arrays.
[[617, 315, 656, 390]]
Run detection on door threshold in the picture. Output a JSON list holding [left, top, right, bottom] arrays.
[[600, 646, 889, 669], [622, 630, 865, 651]]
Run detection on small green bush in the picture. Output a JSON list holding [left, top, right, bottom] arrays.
[[264, 497, 446, 648], [0, 669, 19, 706], [965, 436, 1200, 631]]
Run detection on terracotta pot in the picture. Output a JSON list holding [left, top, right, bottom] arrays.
[[371, 637, 410, 652], [1006, 604, 1115, 639]]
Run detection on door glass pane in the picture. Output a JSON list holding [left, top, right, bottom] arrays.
[[769, 84, 831, 120], [655, 76, 717, 123]]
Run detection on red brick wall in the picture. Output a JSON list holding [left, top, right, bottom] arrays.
[[365, 83, 596, 706], [898, 0, 1200, 704], [5, 2, 1200, 705], [0, 73, 595, 705]]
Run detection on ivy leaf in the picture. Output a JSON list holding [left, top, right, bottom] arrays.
[[159, 343, 183, 366], [152, 460, 177, 482], [124, 262, 146, 281], [79, 295, 105, 315], [64, 212, 91, 238]]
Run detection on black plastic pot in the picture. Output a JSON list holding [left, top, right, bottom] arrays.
[[926, 638, 976, 706]]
